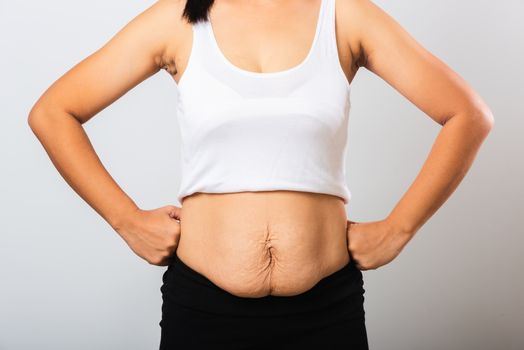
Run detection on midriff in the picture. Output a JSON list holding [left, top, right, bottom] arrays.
[[176, 190, 351, 298]]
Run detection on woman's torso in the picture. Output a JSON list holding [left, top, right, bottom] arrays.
[[162, 0, 362, 298], [177, 192, 350, 298]]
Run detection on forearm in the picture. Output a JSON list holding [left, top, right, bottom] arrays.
[[28, 108, 139, 232], [386, 110, 494, 238]]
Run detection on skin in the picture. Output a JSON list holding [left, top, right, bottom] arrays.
[[28, 0, 493, 297]]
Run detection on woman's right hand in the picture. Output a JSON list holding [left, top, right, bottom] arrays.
[[115, 205, 182, 266]]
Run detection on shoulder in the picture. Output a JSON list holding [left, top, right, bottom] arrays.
[[336, 0, 397, 68], [148, 0, 189, 36], [145, 0, 191, 69]]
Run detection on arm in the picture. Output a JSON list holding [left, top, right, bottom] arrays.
[[343, 0, 494, 268], [28, 0, 184, 265]]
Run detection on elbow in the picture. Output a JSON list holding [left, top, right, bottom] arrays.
[[27, 103, 74, 135], [27, 103, 54, 136], [445, 106, 495, 136], [482, 108, 495, 131], [27, 105, 45, 134], [469, 96, 495, 132], [470, 108, 495, 139], [475, 107, 495, 135]]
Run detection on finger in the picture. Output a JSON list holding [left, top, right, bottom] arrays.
[[164, 205, 182, 220]]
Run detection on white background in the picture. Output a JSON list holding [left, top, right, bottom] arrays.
[[1, 0, 523, 349]]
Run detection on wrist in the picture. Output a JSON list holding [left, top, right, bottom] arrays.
[[384, 214, 417, 240], [109, 205, 142, 235]]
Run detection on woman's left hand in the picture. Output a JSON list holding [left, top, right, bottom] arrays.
[[346, 219, 413, 270]]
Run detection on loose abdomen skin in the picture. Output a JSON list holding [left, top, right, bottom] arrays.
[[175, 190, 351, 298]]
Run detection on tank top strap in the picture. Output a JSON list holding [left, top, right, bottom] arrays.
[[316, 0, 340, 59], [187, 20, 206, 62]]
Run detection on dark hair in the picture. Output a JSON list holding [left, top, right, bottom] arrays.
[[181, 0, 214, 24]]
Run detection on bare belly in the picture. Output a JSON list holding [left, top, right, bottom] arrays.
[[175, 190, 351, 298]]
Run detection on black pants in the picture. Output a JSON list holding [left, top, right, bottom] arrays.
[[159, 251, 369, 349]]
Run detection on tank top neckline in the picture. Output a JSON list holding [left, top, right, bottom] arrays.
[[204, 0, 326, 78]]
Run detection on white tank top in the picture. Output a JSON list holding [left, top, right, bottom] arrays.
[[175, 0, 352, 205]]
